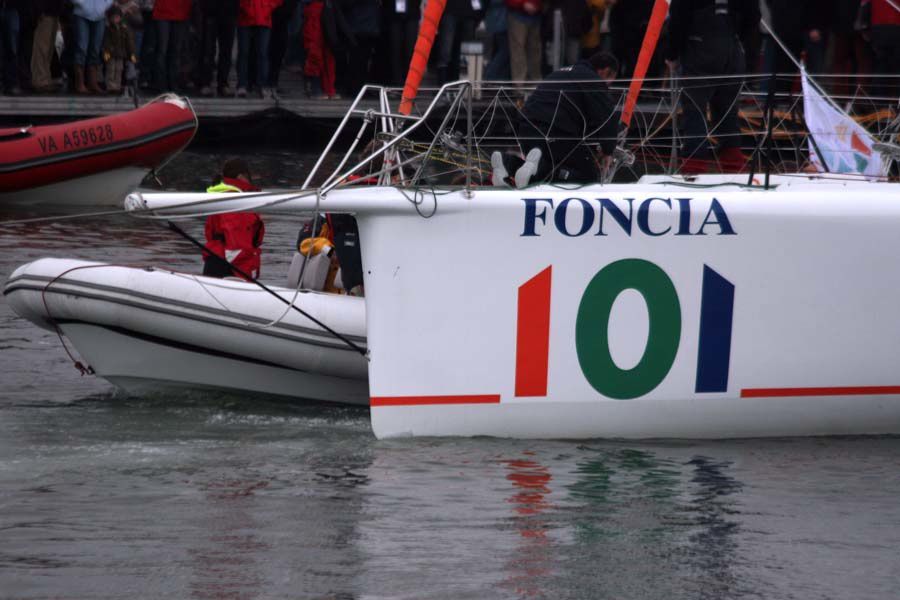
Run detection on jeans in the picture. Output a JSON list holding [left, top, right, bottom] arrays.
[[154, 19, 186, 91], [484, 31, 510, 80], [74, 16, 104, 67], [237, 26, 271, 89], [0, 8, 19, 89]]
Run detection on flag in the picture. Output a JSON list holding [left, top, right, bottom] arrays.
[[802, 69, 884, 177]]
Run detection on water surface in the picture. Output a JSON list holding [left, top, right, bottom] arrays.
[[1, 150, 899, 599]]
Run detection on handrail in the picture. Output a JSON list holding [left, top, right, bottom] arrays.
[[319, 80, 473, 196]]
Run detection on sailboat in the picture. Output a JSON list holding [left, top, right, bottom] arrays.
[[8, 0, 900, 436]]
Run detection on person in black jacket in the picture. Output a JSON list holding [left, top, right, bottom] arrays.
[[436, 0, 482, 84], [506, 51, 620, 186], [197, 0, 239, 97], [266, 0, 298, 93], [0, 0, 23, 95], [765, 0, 829, 80], [383, 0, 419, 86], [666, 0, 759, 173]]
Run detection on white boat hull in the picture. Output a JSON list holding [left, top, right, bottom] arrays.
[[4, 258, 368, 405], [121, 176, 900, 438], [0, 166, 148, 206]]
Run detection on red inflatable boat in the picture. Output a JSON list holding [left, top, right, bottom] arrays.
[[0, 95, 197, 206]]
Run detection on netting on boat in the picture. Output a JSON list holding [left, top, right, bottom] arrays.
[[308, 73, 900, 194]]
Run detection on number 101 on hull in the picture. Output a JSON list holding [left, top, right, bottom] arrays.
[[363, 183, 900, 439]]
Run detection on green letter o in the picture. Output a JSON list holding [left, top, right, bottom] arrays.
[[576, 259, 681, 399]]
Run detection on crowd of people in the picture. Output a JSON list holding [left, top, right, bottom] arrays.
[[0, 0, 896, 99]]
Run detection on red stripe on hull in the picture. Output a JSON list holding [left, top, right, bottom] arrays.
[[515, 266, 552, 397], [371, 395, 501, 406], [741, 386, 900, 398]]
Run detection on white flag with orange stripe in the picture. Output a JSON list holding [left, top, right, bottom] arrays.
[[802, 69, 884, 177]]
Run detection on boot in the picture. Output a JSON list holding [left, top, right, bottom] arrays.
[[86, 65, 103, 94], [74, 66, 88, 94]]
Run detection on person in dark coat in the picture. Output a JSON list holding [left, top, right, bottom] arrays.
[[827, 0, 871, 96], [266, 0, 297, 93], [765, 0, 830, 79], [666, 0, 759, 173], [0, 0, 25, 94], [152, 0, 191, 92], [510, 51, 620, 185], [339, 0, 380, 95], [609, 0, 654, 78], [436, 0, 483, 84], [382, 0, 420, 86], [559, 0, 592, 64], [197, 0, 238, 96]]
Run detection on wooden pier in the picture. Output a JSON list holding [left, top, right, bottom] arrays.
[[0, 92, 357, 121]]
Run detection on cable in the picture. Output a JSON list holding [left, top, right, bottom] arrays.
[[164, 220, 368, 359]]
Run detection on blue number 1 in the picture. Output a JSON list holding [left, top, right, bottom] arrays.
[[695, 265, 735, 393]]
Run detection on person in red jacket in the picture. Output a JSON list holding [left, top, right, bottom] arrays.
[[152, 0, 191, 91], [236, 0, 283, 98], [203, 159, 266, 280], [302, 0, 338, 98]]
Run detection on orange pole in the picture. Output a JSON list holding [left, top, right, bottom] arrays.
[[621, 0, 669, 128], [399, 0, 447, 115]]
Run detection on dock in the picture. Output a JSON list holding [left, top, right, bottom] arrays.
[[0, 92, 358, 121]]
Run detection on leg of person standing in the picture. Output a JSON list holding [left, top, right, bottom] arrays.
[[31, 14, 58, 91], [153, 19, 171, 90], [16, 6, 32, 91], [871, 26, 900, 100], [321, 42, 336, 97], [166, 20, 186, 91], [106, 58, 124, 92], [347, 33, 374, 95], [138, 10, 156, 87], [268, 5, 294, 92], [678, 75, 715, 170], [524, 18, 541, 80], [435, 13, 458, 84], [708, 44, 747, 171], [507, 13, 527, 85], [0, 7, 20, 94], [85, 18, 105, 94], [255, 25, 271, 97], [217, 15, 236, 95], [199, 15, 217, 94], [236, 24, 250, 95], [72, 15, 89, 93], [484, 30, 510, 80]]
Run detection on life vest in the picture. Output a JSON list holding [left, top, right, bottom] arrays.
[[204, 180, 265, 280]]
